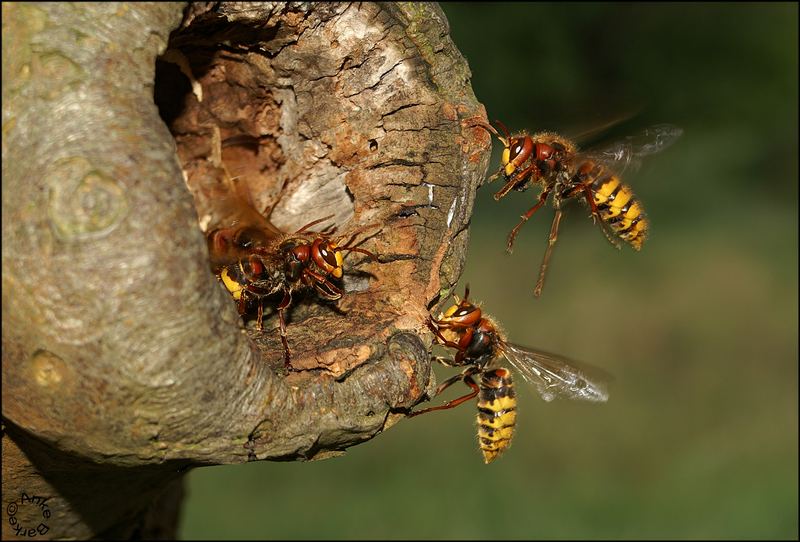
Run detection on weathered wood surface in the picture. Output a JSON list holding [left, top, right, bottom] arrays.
[[2, 2, 489, 538]]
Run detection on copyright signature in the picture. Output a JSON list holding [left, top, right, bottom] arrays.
[[5, 493, 50, 537]]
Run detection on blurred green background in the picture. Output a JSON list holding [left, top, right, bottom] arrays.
[[180, 3, 798, 539]]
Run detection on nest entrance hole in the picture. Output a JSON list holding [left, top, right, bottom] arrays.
[[153, 18, 289, 226], [153, 11, 356, 233], [151, 8, 379, 374]]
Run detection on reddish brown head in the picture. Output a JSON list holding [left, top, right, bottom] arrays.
[[435, 286, 483, 330], [311, 238, 344, 279]]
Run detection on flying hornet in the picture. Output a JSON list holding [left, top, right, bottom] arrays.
[[409, 286, 609, 463], [475, 120, 682, 296]]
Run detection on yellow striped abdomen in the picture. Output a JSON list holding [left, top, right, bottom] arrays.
[[590, 171, 648, 250], [476, 368, 517, 464], [220, 266, 245, 300]]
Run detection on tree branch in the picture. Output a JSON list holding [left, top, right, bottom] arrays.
[[2, 2, 490, 538]]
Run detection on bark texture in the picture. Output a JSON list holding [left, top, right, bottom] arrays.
[[2, 2, 490, 538]]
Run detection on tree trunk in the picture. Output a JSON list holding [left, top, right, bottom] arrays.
[[1, 2, 490, 538]]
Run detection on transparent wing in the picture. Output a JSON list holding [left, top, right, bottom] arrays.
[[205, 191, 286, 269], [497, 341, 610, 403], [210, 193, 284, 237], [577, 124, 683, 176]]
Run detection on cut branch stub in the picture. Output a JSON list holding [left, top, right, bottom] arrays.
[[152, 0, 492, 460], [2, 1, 489, 537]]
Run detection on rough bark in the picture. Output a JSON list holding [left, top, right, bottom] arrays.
[[2, 2, 490, 539]]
